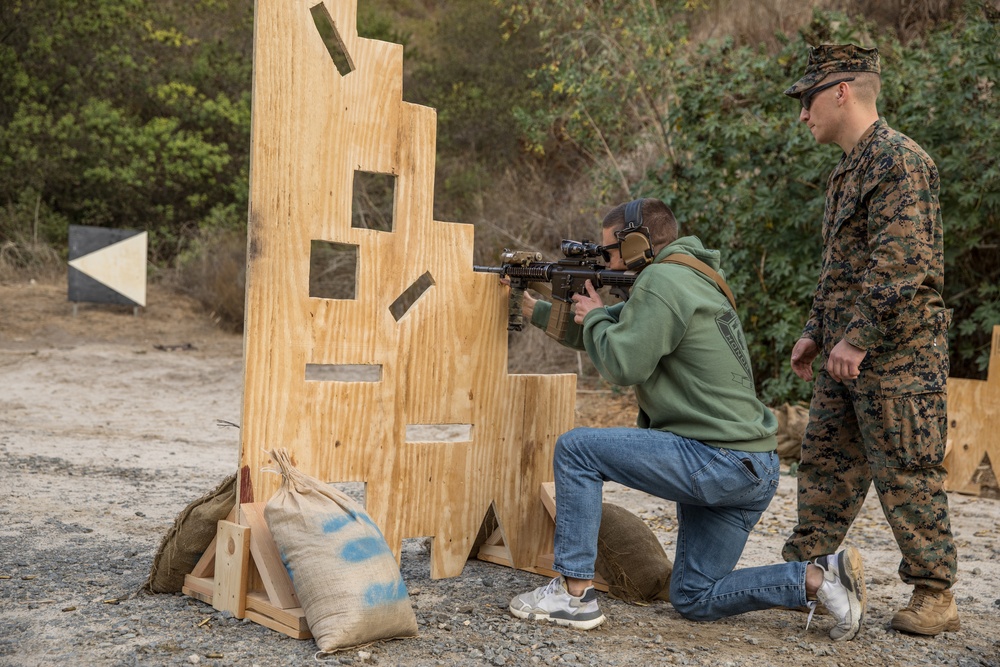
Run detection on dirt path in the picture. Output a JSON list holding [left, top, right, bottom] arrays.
[[1, 280, 998, 667]]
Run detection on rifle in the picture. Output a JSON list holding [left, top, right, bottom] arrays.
[[474, 240, 637, 342]]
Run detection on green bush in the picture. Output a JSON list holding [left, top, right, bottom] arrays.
[[0, 0, 253, 263], [171, 224, 247, 332], [1, 0, 993, 385], [507, 4, 999, 402], [885, 14, 1000, 376]]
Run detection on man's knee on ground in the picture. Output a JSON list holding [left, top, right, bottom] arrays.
[[670, 598, 722, 622], [669, 582, 724, 622]]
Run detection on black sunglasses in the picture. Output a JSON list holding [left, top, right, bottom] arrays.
[[800, 77, 855, 111], [599, 242, 620, 262]]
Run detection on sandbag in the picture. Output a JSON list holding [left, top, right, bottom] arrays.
[[264, 448, 417, 652], [771, 403, 810, 462], [595, 502, 672, 603], [144, 473, 237, 593]]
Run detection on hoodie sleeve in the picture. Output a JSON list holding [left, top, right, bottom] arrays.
[[530, 299, 622, 351], [581, 281, 687, 386]]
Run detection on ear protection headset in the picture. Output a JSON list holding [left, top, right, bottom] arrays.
[[616, 199, 654, 270]]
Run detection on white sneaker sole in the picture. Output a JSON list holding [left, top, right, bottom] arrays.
[[509, 604, 606, 630], [832, 546, 867, 641]]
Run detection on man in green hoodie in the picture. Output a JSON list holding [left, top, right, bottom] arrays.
[[507, 198, 867, 640]]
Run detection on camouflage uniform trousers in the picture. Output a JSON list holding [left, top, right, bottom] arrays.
[[781, 365, 958, 591]]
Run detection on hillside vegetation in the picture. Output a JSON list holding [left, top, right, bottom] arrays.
[[0, 0, 996, 403]]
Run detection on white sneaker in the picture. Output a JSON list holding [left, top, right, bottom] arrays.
[[810, 546, 867, 641], [509, 576, 606, 630]]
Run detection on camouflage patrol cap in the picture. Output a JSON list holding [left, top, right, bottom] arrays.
[[784, 44, 881, 98]]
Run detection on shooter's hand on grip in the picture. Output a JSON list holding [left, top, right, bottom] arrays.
[[500, 277, 537, 331], [519, 287, 538, 320], [571, 280, 603, 324]]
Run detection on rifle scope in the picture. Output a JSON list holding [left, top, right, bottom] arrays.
[[560, 239, 603, 259]]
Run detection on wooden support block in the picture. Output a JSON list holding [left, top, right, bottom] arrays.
[[181, 504, 314, 641], [246, 591, 311, 638], [476, 544, 510, 563], [240, 502, 299, 609], [540, 482, 556, 520], [245, 608, 312, 640], [189, 505, 238, 578], [183, 573, 311, 638], [212, 520, 251, 618], [189, 548, 217, 580], [181, 575, 215, 605], [184, 575, 311, 638], [484, 530, 504, 547]]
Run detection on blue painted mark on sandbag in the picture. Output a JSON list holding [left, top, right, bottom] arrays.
[[279, 550, 294, 583], [363, 575, 409, 607], [358, 513, 387, 539], [341, 535, 390, 562], [322, 514, 353, 534]]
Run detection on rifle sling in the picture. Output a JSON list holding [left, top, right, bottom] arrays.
[[658, 254, 737, 311]]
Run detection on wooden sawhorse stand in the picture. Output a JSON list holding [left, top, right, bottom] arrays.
[[181, 503, 311, 639]]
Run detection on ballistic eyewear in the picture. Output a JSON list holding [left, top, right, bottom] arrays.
[[800, 77, 855, 111], [599, 242, 621, 262]]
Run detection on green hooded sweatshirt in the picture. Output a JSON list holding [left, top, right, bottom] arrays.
[[531, 235, 777, 452]]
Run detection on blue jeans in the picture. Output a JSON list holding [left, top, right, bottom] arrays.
[[553, 427, 809, 620]]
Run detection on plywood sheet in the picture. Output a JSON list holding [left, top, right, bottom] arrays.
[[945, 325, 1000, 495], [239, 0, 575, 579]]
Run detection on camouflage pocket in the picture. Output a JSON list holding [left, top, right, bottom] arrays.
[[878, 387, 947, 470], [875, 314, 949, 387]]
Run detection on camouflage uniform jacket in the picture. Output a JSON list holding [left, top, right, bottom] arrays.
[[802, 118, 949, 392]]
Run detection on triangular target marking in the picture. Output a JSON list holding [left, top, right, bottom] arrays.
[[68, 232, 148, 306]]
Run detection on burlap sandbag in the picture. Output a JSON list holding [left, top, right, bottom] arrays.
[[144, 473, 237, 593], [595, 503, 672, 603], [771, 403, 810, 462], [264, 449, 417, 652]]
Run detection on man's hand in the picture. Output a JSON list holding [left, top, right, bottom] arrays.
[[827, 338, 866, 382], [520, 289, 537, 320], [571, 280, 604, 324], [790, 337, 820, 382], [500, 277, 538, 320]]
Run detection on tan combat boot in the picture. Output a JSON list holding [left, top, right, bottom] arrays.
[[890, 587, 960, 636]]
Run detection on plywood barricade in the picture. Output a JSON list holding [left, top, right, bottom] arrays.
[[184, 0, 580, 634], [944, 325, 1000, 495]]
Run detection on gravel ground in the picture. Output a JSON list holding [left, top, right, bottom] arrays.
[[2, 475, 999, 667], [2, 280, 999, 667]]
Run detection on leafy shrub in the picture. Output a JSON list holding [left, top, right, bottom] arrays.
[[171, 225, 246, 332], [0, 190, 66, 281], [507, 4, 999, 402], [0, 0, 253, 265]]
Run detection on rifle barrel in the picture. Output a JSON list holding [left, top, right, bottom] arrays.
[[475, 262, 636, 290]]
